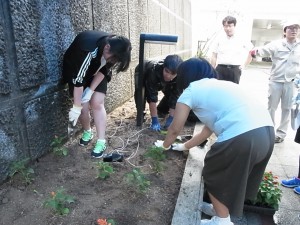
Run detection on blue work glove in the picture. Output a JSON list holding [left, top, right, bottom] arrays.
[[164, 115, 173, 129], [150, 117, 161, 131]]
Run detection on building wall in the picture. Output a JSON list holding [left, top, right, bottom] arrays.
[[0, 0, 192, 182]]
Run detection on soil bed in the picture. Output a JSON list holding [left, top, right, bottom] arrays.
[[0, 98, 195, 225]]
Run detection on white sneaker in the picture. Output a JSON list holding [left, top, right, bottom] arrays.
[[201, 216, 233, 225], [200, 202, 217, 216]]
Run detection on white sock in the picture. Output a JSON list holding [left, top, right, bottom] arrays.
[[97, 139, 106, 143]]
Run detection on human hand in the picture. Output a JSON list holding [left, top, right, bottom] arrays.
[[239, 65, 245, 70], [150, 117, 161, 131], [154, 140, 171, 150], [69, 105, 82, 126], [163, 115, 173, 129], [81, 87, 94, 103], [250, 49, 257, 58], [172, 143, 188, 151]]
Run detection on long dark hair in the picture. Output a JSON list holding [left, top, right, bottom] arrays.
[[176, 57, 217, 93], [107, 36, 132, 73]]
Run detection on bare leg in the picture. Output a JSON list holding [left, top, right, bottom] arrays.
[[90, 92, 106, 140], [208, 192, 230, 218], [79, 102, 91, 130]]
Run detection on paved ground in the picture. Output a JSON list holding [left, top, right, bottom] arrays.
[[235, 64, 300, 225]]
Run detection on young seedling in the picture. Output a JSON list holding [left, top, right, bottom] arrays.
[[50, 135, 68, 156], [9, 158, 34, 185], [43, 187, 75, 215], [125, 168, 150, 193], [144, 146, 167, 173], [95, 162, 114, 179]]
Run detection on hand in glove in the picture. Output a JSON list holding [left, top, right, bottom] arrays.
[[69, 105, 82, 126], [163, 115, 173, 129], [150, 117, 161, 131], [172, 143, 188, 151], [154, 140, 171, 150], [81, 87, 94, 103]]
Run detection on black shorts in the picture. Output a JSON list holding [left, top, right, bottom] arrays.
[[67, 77, 108, 97]]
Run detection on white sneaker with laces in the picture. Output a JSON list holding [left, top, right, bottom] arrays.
[[201, 216, 233, 225], [200, 202, 217, 216]]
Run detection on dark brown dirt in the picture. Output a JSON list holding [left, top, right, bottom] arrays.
[[0, 98, 195, 225]]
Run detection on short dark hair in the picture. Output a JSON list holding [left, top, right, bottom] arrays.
[[163, 55, 183, 74], [107, 36, 132, 73], [176, 57, 217, 93], [222, 16, 237, 26]]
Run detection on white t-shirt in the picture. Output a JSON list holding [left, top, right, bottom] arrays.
[[177, 79, 274, 142]]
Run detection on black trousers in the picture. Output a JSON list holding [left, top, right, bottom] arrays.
[[295, 127, 300, 144], [216, 64, 242, 84]]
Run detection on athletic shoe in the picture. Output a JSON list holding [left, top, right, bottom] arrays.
[[91, 140, 106, 158], [200, 202, 217, 216], [294, 186, 300, 195], [79, 130, 93, 146], [103, 152, 124, 162], [281, 177, 300, 188], [201, 216, 233, 225], [275, 136, 284, 143]]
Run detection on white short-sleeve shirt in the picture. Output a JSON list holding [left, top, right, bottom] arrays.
[[212, 34, 253, 65]]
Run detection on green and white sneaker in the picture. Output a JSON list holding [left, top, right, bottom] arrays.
[[79, 129, 93, 146], [91, 139, 107, 158]]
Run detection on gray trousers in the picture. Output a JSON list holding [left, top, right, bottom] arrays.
[[268, 81, 295, 138]]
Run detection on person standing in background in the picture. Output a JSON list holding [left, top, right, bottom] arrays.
[[281, 75, 300, 193], [210, 15, 253, 84], [251, 21, 300, 143]]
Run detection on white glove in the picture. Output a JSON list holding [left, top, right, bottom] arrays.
[[172, 143, 188, 151], [154, 140, 171, 150], [69, 105, 82, 126], [81, 87, 94, 103]]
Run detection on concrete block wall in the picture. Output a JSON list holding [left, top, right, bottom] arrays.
[[0, 0, 192, 182]]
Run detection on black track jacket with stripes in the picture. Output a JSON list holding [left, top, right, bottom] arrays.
[[62, 30, 113, 87]]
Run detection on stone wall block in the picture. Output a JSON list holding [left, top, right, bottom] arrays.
[[148, 2, 162, 57], [9, 0, 46, 89], [0, 107, 23, 181], [128, 0, 148, 61], [0, 11, 12, 95], [24, 90, 70, 159], [93, 0, 129, 36]]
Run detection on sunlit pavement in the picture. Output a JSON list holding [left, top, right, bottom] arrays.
[[235, 64, 300, 225]]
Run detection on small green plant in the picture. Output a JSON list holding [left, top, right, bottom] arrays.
[[51, 135, 68, 156], [250, 171, 282, 210], [9, 158, 34, 184], [125, 168, 150, 193], [144, 146, 167, 173], [95, 162, 114, 179], [43, 187, 75, 215]]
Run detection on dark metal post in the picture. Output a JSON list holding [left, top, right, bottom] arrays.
[[136, 33, 178, 126]]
